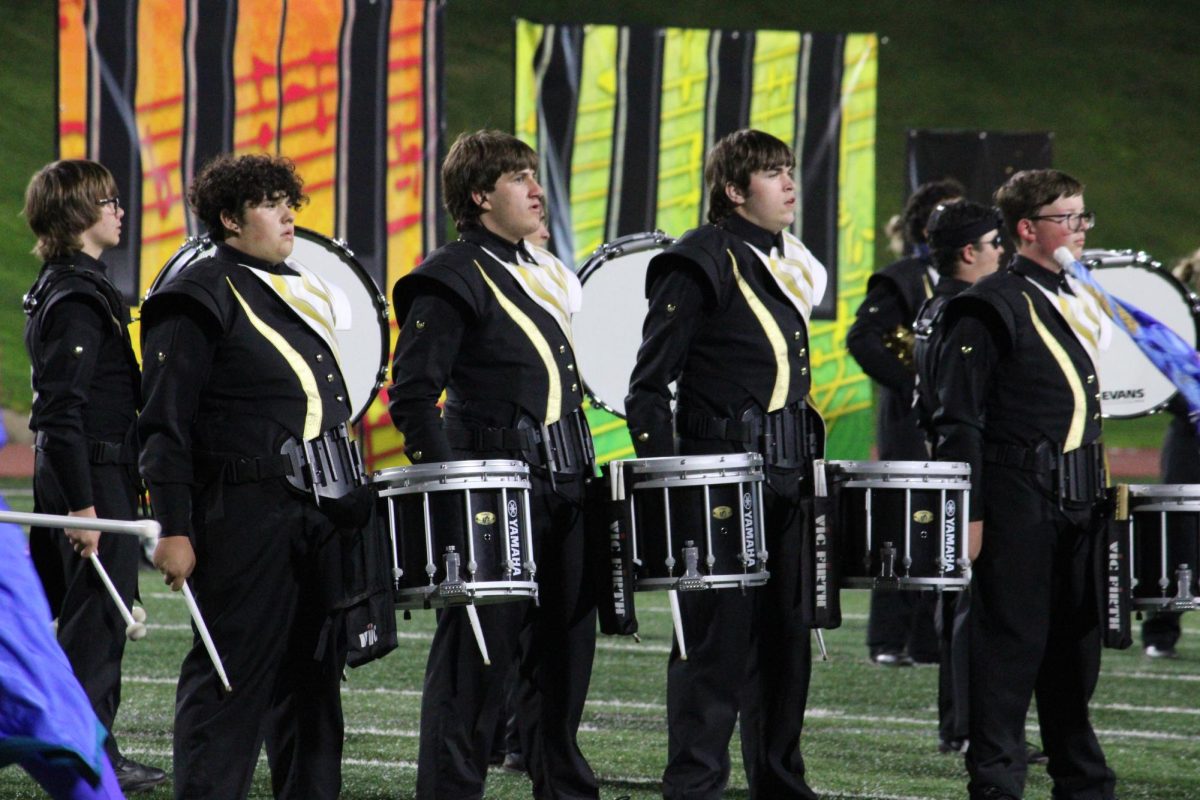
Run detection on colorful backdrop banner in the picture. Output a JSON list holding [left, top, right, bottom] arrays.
[[57, 0, 445, 469], [515, 21, 876, 462]]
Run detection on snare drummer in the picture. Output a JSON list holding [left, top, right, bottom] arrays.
[[848, 179, 964, 669], [625, 128, 826, 800], [932, 169, 1118, 800], [140, 154, 368, 799], [388, 130, 599, 800], [912, 199, 1004, 755]]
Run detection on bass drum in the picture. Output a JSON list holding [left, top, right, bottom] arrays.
[[149, 227, 390, 424], [572, 231, 674, 417], [1087, 249, 1200, 418]]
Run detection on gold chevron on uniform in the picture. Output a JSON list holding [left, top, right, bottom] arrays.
[[1025, 274, 1112, 368], [243, 263, 346, 371], [745, 231, 828, 323], [480, 243, 582, 346]]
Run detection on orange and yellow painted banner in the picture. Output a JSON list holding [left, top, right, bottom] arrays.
[[57, 0, 443, 470]]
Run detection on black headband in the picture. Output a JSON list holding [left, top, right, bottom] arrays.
[[929, 212, 1002, 250]]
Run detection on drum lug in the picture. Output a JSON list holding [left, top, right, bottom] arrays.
[[434, 546, 467, 601], [879, 541, 897, 580], [1171, 564, 1197, 611], [676, 541, 706, 591]]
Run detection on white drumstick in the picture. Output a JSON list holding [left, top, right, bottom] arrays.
[[813, 628, 829, 662], [465, 604, 491, 666], [181, 582, 232, 692], [668, 589, 687, 661], [88, 553, 146, 641]]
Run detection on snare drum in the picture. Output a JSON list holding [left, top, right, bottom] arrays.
[[372, 460, 538, 609], [826, 460, 971, 589], [609, 453, 768, 591], [1086, 249, 1200, 419], [1123, 484, 1200, 611], [150, 228, 390, 424], [572, 231, 674, 416]]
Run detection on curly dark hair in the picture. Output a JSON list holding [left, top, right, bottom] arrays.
[[705, 129, 795, 224], [902, 178, 965, 251], [993, 169, 1084, 241], [188, 153, 307, 241], [23, 159, 117, 261], [442, 130, 538, 229]]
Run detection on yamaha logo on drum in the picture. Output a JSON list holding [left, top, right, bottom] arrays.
[[741, 492, 757, 566], [506, 499, 522, 568], [943, 498, 957, 572]]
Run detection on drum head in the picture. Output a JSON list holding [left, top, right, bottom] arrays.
[[573, 231, 674, 417], [1087, 250, 1199, 418], [149, 228, 389, 424]]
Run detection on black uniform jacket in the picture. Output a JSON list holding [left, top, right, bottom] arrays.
[[388, 226, 584, 464], [24, 251, 140, 510], [625, 214, 815, 458], [846, 255, 935, 460], [932, 256, 1103, 517], [138, 243, 352, 536], [912, 276, 971, 450]]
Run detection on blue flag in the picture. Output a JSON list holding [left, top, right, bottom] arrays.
[[1055, 246, 1200, 430], [0, 493, 123, 797]]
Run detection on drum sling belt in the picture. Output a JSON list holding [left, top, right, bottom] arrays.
[[982, 439, 1106, 508], [678, 400, 818, 474], [195, 422, 365, 505]]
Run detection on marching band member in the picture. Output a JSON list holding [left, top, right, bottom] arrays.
[[911, 199, 1005, 755], [625, 128, 826, 800], [388, 130, 599, 800], [847, 178, 964, 668], [932, 169, 1118, 800], [140, 154, 364, 799], [22, 159, 167, 793]]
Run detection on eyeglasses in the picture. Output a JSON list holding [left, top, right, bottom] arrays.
[[98, 197, 121, 211], [1028, 210, 1095, 232], [976, 235, 1003, 249]]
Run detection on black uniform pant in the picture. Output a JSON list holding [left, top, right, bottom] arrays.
[[29, 456, 140, 763], [936, 588, 969, 745], [416, 472, 598, 800], [966, 466, 1116, 800], [172, 479, 344, 800], [662, 471, 816, 800]]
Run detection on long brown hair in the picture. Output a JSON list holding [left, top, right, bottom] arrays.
[[23, 160, 117, 261]]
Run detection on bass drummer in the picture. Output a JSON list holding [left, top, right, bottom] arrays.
[[387, 129, 599, 800], [625, 128, 826, 800], [140, 153, 370, 799], [931, 169, 1118, 800]]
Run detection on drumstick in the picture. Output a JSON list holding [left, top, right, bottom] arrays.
[[88, 553, 147, 641], [813, 628, 829, 661], [182, 582, 232, 693], [465, 604, 491, 665], [668, 589, 688, 661]]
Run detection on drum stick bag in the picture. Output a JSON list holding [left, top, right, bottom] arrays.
[[1096, 489, 1133, 650], [586, 471, 638, 636], [337, 503, 400, 667], [801, 461, 841, 629]]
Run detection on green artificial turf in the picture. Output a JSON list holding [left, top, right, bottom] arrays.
[[0, 564, 1196, 799]]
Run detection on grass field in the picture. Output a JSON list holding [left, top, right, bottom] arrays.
[[2, 483, 1198, 799]]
